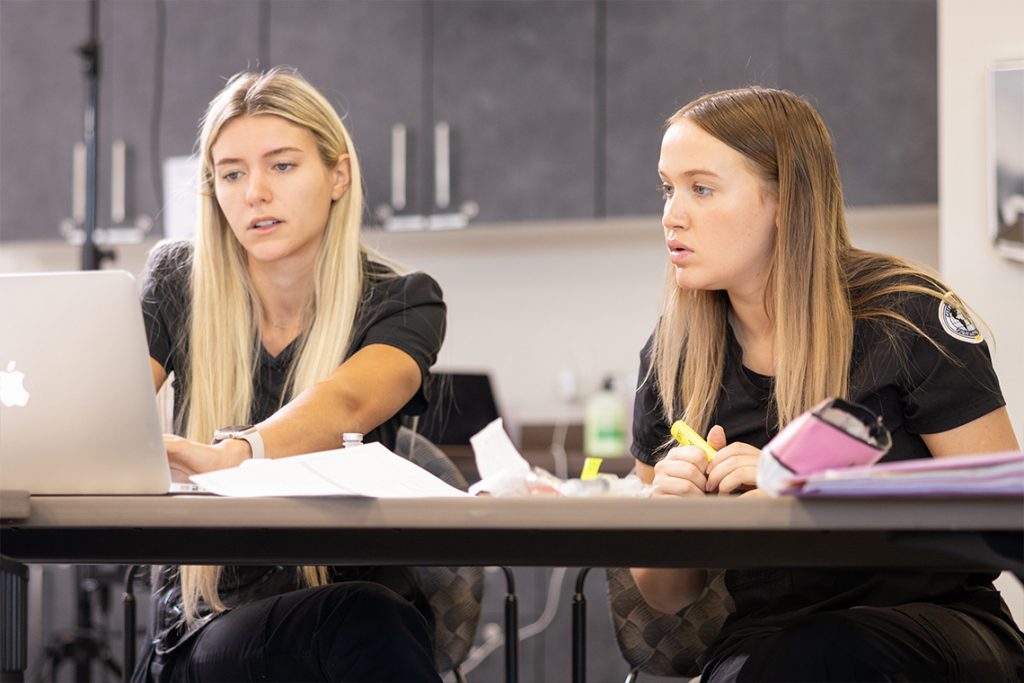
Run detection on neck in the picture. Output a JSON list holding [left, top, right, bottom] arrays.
[[247, 258, 316, 331], [727, 286, 774, 375]]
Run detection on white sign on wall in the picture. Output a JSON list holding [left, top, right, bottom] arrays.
[[163, 155, 200, 240], [989, 61, 1024, 262]]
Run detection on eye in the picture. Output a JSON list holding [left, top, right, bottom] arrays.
[[273, 162, 296, 172], [221, 170, 243, 182], [693, 184, 712, 198], [658, 182, 674, 200]]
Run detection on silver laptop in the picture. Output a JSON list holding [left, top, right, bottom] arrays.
[[0, 270, 172, 494]]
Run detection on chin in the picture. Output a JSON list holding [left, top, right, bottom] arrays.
[[673, 270, 699, 290]]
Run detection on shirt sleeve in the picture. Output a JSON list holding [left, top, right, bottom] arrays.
[[897, 289, 1005, 435], [630, 334, 673, 466], [354, 270, 447, 416], [139, 240, 191, 373]]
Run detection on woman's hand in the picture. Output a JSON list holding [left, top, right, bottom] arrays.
[[651, 443, 710, 497], [163, 434, 250, 475], [704, 426, 760, 494]]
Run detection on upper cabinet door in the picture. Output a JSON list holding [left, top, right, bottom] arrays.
[[604, 0, 936, 216], [779, 0, 937, 206], [270, 0, 426, 224], [0, 0, 90, 241], [431, 0, 598, 223], [104, 0, 262, 237], [604, 1, 785, 217]]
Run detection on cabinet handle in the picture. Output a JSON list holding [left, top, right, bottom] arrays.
[[72, 142, 86, 226], [111, 139, 126, 224], [390, 124, 407, 211], [434, 121, 450, 210]]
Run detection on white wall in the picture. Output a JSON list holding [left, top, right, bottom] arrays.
[[939, 0, 1024, 628], [939, 0, 1024, 441]]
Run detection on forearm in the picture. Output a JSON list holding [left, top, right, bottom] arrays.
[[249, 344, 422, 459], [256, 381, 380, 457], [630, 567, 707, 614]]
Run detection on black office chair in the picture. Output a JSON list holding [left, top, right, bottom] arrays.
[[395, 426, 520, 683], [410, 372, 521, 682], [572, 567, 733, 683], [394, 426, 485, 681]]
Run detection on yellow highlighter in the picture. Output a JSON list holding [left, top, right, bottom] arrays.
[[670, 420, 717, 462]]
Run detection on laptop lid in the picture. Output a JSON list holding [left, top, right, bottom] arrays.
[[0, 270, 171, 494], [417, 372, 502, 446]]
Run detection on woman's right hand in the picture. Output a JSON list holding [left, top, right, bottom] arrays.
[[650, 425, 727, 497], [652, 444, 709, 496], [163, 434, 250, 475]]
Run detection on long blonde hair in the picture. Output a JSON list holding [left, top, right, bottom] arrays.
[[181, 67, 367, 621], [652, 86, 953, 436]]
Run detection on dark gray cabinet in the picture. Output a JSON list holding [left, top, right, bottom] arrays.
[[274, 0, 597, 225], [269, 0, 426, 226], [604, 0, 937, 216], [432, 1, 597, 223], [0, 0, 938, 241], [0, 0, 262, 242], [103, 0, 262, 236], [0, 0, 89, 242], [779, 0, 937, 206]]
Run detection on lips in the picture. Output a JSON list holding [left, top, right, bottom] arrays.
[[667, 240, 693, 265], [249, 217, 283, 230]]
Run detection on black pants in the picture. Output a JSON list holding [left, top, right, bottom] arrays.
[[146, 581, 441, 683], [704, 602, 1024, 682]]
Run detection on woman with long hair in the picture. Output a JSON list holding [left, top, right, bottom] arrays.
[[136, 68, 444, 682], [630, 86, 1024, 681]]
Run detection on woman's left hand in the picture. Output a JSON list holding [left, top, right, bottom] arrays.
[[704, 426, 761, 495], [163, 434, 250, 475]]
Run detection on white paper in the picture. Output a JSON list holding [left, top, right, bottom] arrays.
[[470, 417, 530, 480], [190, 442, 469, 498]]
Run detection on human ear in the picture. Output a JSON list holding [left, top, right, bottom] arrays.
[[331, 154, 351, 201]]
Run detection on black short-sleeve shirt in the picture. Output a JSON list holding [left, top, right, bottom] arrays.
[[632, 287, 1004, 465], [630, 283, 1018, 662], [140, 239, 446, 450], [138, 240, 445, 653]]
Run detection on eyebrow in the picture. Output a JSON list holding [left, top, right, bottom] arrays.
[[658, 167, 723, 179], [214, 146, 304, 167]]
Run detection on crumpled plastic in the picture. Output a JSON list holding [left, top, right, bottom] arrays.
[[468, 417, 652, 497]]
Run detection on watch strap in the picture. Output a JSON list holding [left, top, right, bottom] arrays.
[[236, 427, 265, 460], [213, 426, 265, 460]]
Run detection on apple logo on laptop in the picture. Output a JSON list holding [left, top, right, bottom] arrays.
[[0, 361, 30, 407]]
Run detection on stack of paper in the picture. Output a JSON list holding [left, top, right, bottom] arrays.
[[785, 451, 1024, 496], [190, 442, 470, 498]]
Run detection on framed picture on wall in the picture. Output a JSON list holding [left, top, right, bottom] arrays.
[[988, 60, 1024, 262]]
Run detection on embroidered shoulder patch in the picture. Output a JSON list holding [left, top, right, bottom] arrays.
[[937, 293, 983, 344]]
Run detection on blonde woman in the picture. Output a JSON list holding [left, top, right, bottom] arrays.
[[630, 87, 1024, 681], [136, 69, 444, 682]]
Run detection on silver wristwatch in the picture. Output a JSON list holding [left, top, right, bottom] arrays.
[[212, 425, 265, 460]]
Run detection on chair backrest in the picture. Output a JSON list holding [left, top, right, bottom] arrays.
[[605, 567, 734, 678], [395, 426, 485, 674]]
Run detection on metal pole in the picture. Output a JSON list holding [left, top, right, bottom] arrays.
[[77, 0, 111, 270]]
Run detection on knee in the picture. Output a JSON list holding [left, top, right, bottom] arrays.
[[319, 581, 431, 639]]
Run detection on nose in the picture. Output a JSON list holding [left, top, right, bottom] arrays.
[[662, 194, 687, 236], [245, 171, 271, 206]]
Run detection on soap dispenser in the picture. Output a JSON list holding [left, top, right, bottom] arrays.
[[583, 376, 628, 458]]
